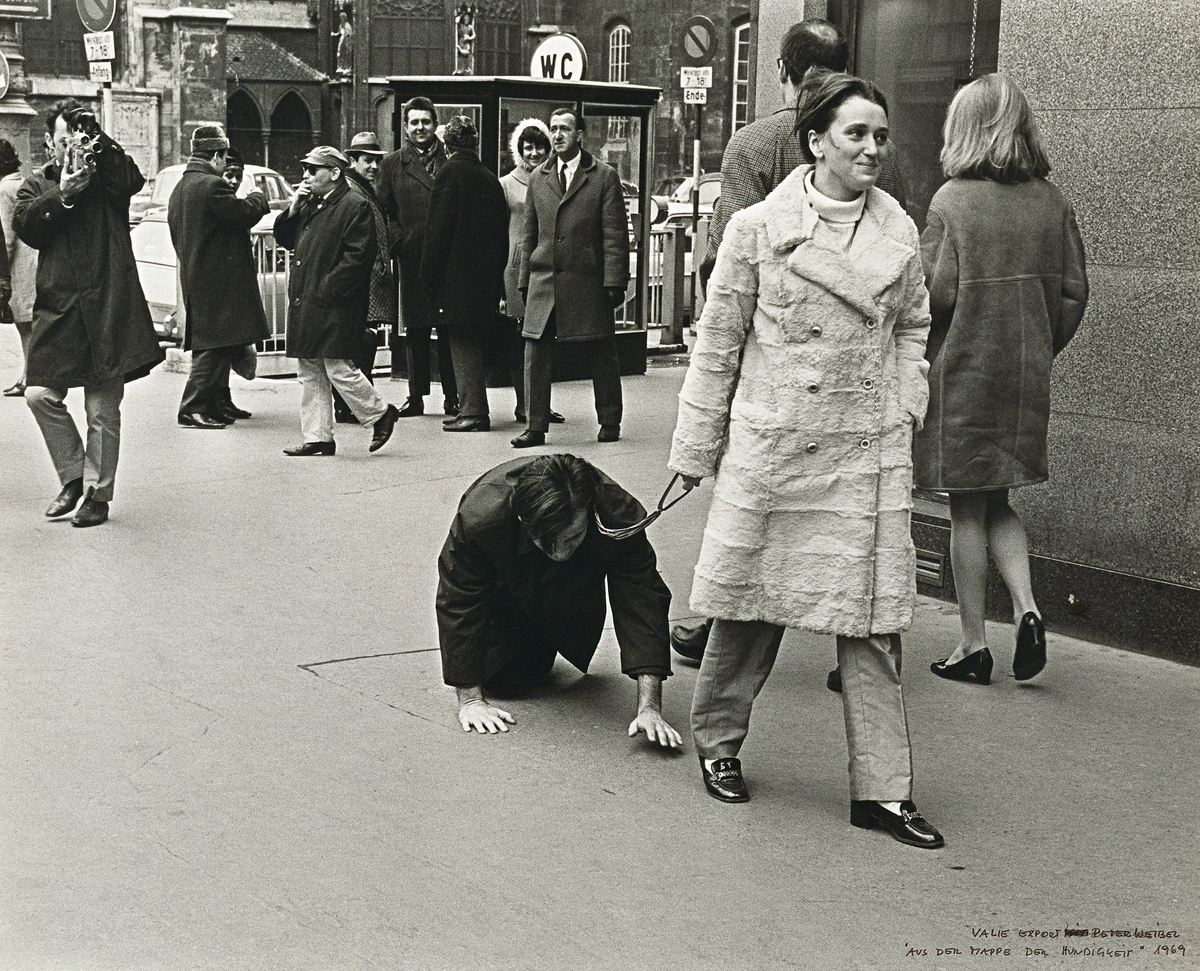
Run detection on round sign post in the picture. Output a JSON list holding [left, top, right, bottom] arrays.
[[77, 0, 115, 33]]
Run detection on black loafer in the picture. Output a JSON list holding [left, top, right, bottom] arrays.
[[283, 441, 335, 456], [45, 477, 84, 518], [931, 647, 993, 685], [700, 756, 749, 803], [548, 411, 565, 424], [443, 415, 490, 432], [397, 396, 424, 417], [826, 666, 843, 693], [1013, 613, 1046, 681], [71, 488, 109, 528], [850, 800, 944, 849], [369, 403, 400, 452], [511, 430, 545, 448], [178, 412, 226, 429], [223, 402, 252, 419], [670, 618, 711, 661], [597, 424, 620, 442]]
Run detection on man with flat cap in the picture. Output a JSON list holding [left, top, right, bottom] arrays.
[[273, 145, 399, 456], [169, 123, 270, 430]]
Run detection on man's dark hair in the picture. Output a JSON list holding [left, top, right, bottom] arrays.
[[46, 98, 86, 133], [512, 455, 597, 541], [0, 138, 21, 178], [549, 105, 586, 133], [779, 19, 849, 82], [795, 70, 888, 164], [403, 96, 438, 126]]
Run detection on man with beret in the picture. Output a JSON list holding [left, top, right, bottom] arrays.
[[169, 123, 270, 429], [15, 98, 163, 527], [273, 146, 399, 456]]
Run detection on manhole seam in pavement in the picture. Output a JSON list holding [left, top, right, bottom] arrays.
[[298, 647, 439, 674]]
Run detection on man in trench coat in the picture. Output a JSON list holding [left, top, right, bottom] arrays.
[[273, 146, 399, 456], [15, 98, 164, 527], [513, 107, 629, 448], [436, 454, 681, 748], [168, 123, 270, 429]]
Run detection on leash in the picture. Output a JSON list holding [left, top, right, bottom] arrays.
[[593, 473, 693, 540]]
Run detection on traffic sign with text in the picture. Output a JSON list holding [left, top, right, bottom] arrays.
[[89, 61, 112, 83], [683, 88, 708, 105], [84, 31, 115, 62], [680, 67, 712, 88]]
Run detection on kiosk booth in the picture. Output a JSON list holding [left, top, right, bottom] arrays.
[[384, 75, 662, 381]]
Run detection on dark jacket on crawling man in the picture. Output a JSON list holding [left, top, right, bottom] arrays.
[[436, 457, 673, 692]]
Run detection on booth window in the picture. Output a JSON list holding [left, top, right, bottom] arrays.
[[731, 19, 752, 133], [607, 23, 631, 139]]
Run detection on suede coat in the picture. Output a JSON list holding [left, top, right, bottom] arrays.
[[420, 151, 509, 334], [168, 159, 270, 353], [14, 133, 163, 388], [377, 138, 445, 333], [273, 179, 377, 360], [519, 150, 629, 341], [913, 177, 1088, 491], [436, 458, 672, 689], [669, 166, 931, 637]]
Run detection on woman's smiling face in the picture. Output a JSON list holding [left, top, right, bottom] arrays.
[[809, 95, 889, 201]]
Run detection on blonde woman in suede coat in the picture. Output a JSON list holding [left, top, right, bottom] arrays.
[[669, 71, 943, 848]]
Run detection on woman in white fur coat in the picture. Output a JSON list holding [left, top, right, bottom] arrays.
[[669, 72, 943, 849]]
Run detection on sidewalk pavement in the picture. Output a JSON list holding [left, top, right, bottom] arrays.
[[1, 330, 1197, 971]]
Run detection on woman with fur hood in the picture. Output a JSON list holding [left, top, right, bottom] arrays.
[[498, 119, 560, 424], [669, 72, 944, 849]]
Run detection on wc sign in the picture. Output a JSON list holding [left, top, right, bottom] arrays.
[[530, 33, 588, 81]]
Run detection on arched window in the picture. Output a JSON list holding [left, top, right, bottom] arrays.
[[731, 19, 752, 134], [268, 92, 314, 184], [607, 23, 631, 139], [227, 90, 265, 167]]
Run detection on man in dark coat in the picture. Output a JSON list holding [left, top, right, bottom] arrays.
[[420, 116, 509, 432], [437, 454, 681, 748], [333, 130, 395, 423], [168, 123, 270, 429], [376, 96, 457, 418], [514, 107, 630, 448], [15, 98, 164, 527], [273, 146, 399, 457]]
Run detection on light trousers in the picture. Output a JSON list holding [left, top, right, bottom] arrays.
[[297, 358, 386, 443], [691, 619, 914, 801], [26, 376, 125, 502]]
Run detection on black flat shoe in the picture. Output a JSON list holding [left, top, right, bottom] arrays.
[[1013, 612, 1046, 681], [931, 647, 993, 685], [222, 402, 252, 419], [850, 800, 944, 849], [700, 756, 749, 803], [548, 411, 565, 424], [443, 397, 459, 417], [397, 396, 424, 417], [826, 666, 842, 693], [511, 430, 545, 448], [45, 477, 84, 518], [597, 424, 620, 442], [443, 415, 490, 432], [71, 488, 109, 528], [370, 403, 400, 452], [178, 412, 227, 429], [283, 441, 335, 456]]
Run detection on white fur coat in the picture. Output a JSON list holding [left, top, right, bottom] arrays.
[[669, 165, 931, 637]]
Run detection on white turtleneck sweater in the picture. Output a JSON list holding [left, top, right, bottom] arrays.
[[804, 170, 866, 253]]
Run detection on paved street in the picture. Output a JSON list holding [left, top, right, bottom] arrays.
[[1, 330, 1197, 971]]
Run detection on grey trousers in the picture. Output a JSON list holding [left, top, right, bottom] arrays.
[[26, 376, 125, 502], [691, 619, 914, 801], [444, 329, 488, 419], [523, 313, 621, 433]]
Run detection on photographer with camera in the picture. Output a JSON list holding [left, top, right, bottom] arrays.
[[14, 99, 162, 527]]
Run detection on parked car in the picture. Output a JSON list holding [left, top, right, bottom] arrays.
[[131, 205, 290, 343], [665, 173, 721, 220], [128, 162, 296, 226]]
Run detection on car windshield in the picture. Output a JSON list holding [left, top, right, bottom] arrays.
[[151, 169, 185, 202]]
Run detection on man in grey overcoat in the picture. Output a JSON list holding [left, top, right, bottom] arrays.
[[15, 98, 164, 527], [169, 123, 270, 429], [513, 106, 629, 448]]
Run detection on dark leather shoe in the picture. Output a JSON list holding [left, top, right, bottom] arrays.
[[700, 756, 749, 803], [670, 618, 711, 661], [178, 412, 226, 429], [209, 407, 236, 424], [71, 488, 108, 528], [548, 411, 565, 424], [597, 424, 620, 442], [511, 429, 545, 448], [931, 647, 993, 685], [45, 477, 84, 518], [443, 397, 459, 417], [851, 800, 944, 849], [369, 403, 400, 452], [335, 409, 357, 424], [283, 441, 335, 456], [443, 415, 490, 432], [397, 396, 424, 417], [1013, 612, 1046, 681], [222, 402, 252, 419], [827, 666, 843, 693]]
